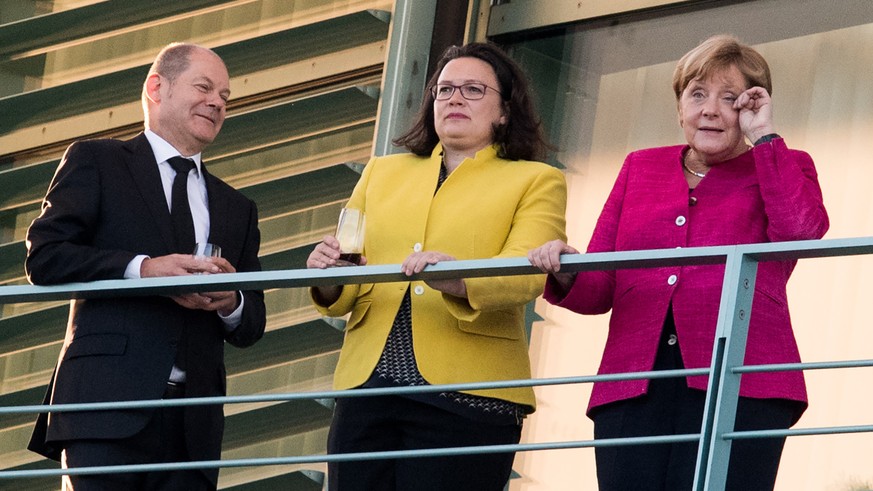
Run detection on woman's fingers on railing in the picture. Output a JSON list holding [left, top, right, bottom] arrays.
[[400, 250, 455, 275], [528, 240, 578, 273]]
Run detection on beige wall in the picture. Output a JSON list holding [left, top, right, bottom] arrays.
[[509, 1, 873, 489]]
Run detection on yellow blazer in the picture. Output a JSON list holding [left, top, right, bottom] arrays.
[[314, 144, 567, 408]]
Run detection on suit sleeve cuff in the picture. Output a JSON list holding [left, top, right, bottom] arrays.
[[219, 292, 245, 332], [124, 255, 149, 279]]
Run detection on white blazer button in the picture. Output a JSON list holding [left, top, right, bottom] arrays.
[[675, 216, 686, 226], [414, 285, 425, 295], [667, 274, 678, 285], [413, 243, 423, 252], [668, 334, 678, 346]]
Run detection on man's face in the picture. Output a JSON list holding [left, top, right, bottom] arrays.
[[150, 49, 230, 155]]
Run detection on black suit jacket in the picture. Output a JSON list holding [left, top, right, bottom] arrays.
[[25, 134, 266, 484]]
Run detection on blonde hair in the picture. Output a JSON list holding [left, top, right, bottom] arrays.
[[672, 35, 771, 99]]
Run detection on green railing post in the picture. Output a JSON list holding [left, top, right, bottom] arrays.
[[694, 249, 758, 490], [372, 0, 437, 157]]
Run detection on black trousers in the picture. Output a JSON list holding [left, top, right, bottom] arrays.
[[591, 317, 802, 491], [61, 383, 214, 491], [327, 394, 522, 491]]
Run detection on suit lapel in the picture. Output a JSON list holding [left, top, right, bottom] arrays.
[[383, 149, 435, 232], [122, 134, 177, 253], [202, 163, 228, 248]]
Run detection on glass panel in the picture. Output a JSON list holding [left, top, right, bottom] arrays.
[[0, 0, 98, 24], [0, 0, 391, 97], [503, 1, 873, 489]]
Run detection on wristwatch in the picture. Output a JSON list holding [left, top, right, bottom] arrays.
[[753, 133, 780, 146]]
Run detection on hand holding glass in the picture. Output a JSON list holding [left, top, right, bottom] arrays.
[[192, 243, 221, 274], [335, 208, 365, 266]]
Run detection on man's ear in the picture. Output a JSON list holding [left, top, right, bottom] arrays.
[[144, 73, 162, 103]]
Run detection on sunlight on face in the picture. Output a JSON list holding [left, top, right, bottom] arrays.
[[678, 64, 749, 164], [433, 57, 507, 157], [155, 49, 230, 155]]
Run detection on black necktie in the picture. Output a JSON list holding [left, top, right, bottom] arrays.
[[168, 157, 196, 254], [167, 157, 196, 378]]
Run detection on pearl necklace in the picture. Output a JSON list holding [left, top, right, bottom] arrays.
[[682, 153, 707, 178]]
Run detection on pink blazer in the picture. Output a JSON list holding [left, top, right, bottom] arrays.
[[546, 138, 828, 415]]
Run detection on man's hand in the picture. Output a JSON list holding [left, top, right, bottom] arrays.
[[141, 254, 222, 277], [172, 290, 240, 315], [141, 254, 240, 313]]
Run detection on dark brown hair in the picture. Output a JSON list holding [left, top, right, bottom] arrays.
[[393, 42, 548, 161], [672, 34, 772, 99]]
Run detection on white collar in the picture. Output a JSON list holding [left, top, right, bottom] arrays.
[[144, 129, 203, 176]]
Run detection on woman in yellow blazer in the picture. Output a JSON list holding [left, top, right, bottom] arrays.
[[307, 42, 567, 491]]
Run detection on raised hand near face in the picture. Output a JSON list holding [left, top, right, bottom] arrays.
[[734, 86, 775, 144]]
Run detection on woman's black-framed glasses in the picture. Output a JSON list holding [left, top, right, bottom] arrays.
[[431, 83, 501, 101]]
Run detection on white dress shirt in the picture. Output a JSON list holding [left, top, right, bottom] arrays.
[[124, 131, 245, 381]]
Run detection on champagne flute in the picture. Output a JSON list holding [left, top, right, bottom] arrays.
[[335, 208, 365, 266]]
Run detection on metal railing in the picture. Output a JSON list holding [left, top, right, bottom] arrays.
[[2, 236, 872, 490]]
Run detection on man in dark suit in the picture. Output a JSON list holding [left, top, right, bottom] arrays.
[[25, 42, 266, 490]]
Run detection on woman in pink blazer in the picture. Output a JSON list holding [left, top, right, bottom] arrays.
[[529, 35, 828, 490]]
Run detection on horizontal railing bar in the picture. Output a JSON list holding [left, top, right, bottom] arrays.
[[0, 433, 702, 479], [3, 423, 869, 479], [738, 236, 873, 262], [724, 424, 873, 440], [1, 246, 733, 303], [733, 359, 873, 374], [3, 237, 871, 304], [0, 368, 710, 415], [2, 421, 869, 478]]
